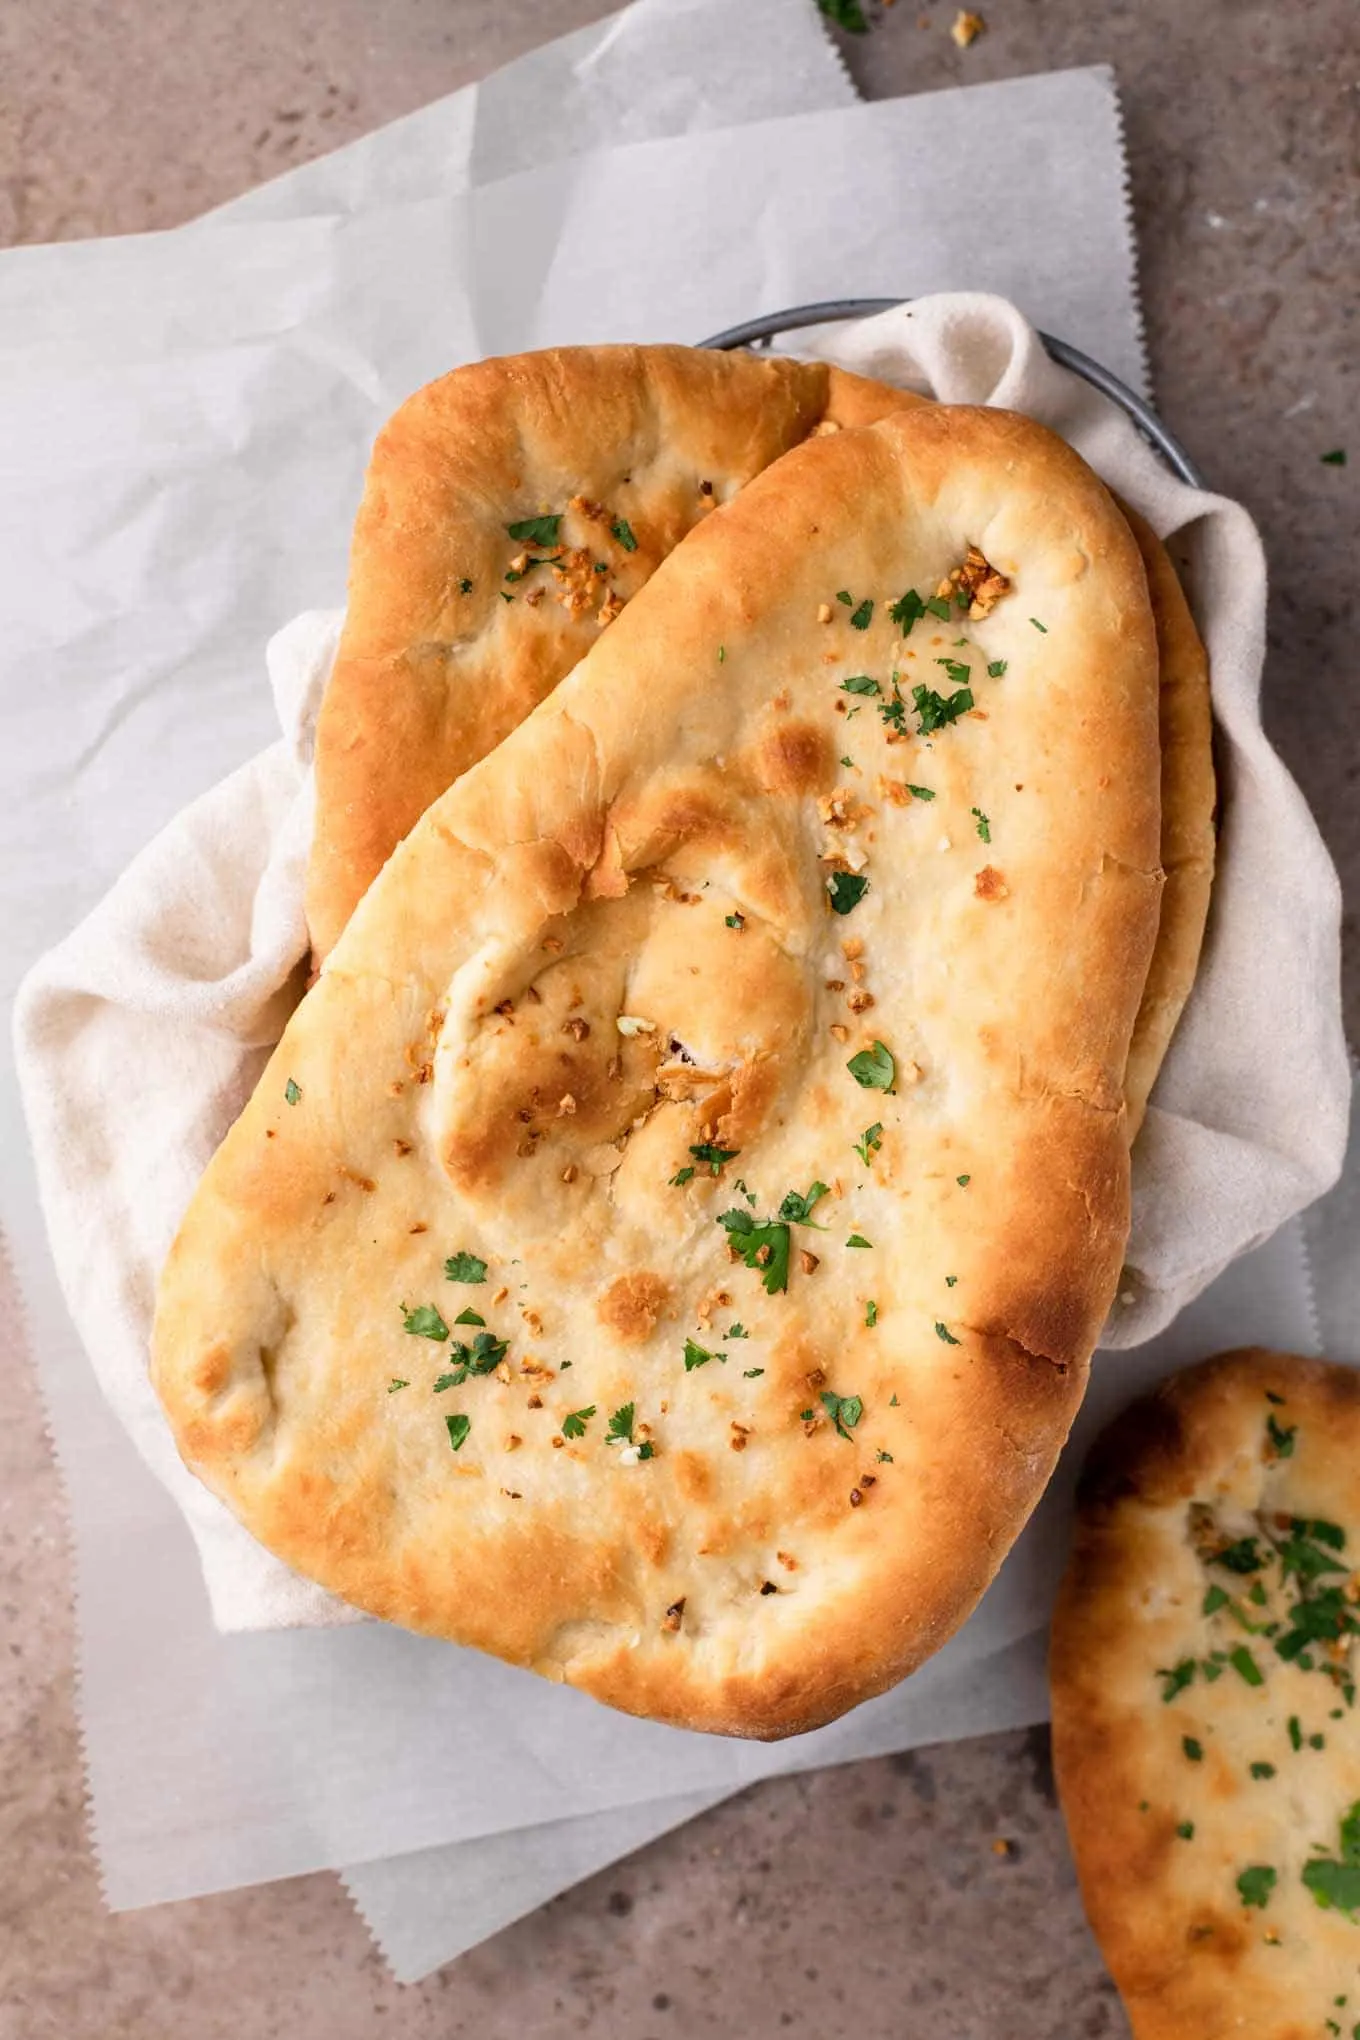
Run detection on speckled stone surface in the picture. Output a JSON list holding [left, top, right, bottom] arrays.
[[1, 1, 1355, 2032]]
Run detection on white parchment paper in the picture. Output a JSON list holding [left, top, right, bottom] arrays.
[[0, 46, 1183, 1919]]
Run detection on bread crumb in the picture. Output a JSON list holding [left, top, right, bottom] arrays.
[[817, 602, 833, 624], [951, 10, 986, 47]]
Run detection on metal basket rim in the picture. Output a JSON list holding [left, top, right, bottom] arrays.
[[698, 297, 1205, 490]]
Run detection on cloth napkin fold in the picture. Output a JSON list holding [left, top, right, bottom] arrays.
[[13, 292, 1348, 1635]]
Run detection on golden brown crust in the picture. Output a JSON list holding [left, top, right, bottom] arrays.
[[156, 402, 1161, 1738], [1053, 1351, 1360, 2038], [306, 346, 923, 959], [1118, 508, 1217, 1136]]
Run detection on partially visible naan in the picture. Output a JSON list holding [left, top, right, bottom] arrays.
[[306, 344, 922, 959]]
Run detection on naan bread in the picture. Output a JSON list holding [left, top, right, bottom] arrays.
[[154, 402, 1162, 1738], [306, 344, 922, 959], [1052, 1351, 1360, 2038], [1120, 509, 1216, 1137]]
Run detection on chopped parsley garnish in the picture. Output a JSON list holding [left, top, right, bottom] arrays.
[[906, 783, 935, 801], [945, 1275, 958, 1287], [684, 1339, 722, 1371], [854, 1122, 883, 1165], [1303, 1802, 1360, 1917], [987, 659, 1007, 678], [718, 645, 726, 663], [849, 598, 874, 631], [846, 1233, 872, 1250], [445, 1412, 471, 1452], [828, 871, 869, 915], [453, 1308, 485, 1327], [1265, 1390, 1285, 1405], [841, 674, 881, 696], [1250, 1762, 1276, 1779], [840, 755, 854, 769], [1211, 1536, 1264, 1574], [778, 1181, 830, 1224], [847, 1041, 895, 1092], [1183, 1736, 1204, 1762], [889, 1393, 899, 1407], [717, 1209, 791, 1291], [611, 518, 638, 552], [865, 1300, 878, 1328], [1202, 1585, 1230, 1615], [875, 1446, 892, 1462], [670, 1167, 696, 1187], [605, 1402, 637, 1445], [1266, 1412, 1296, 1457], [727, 1323, 749, 1339], [444, 1251, 488, 1284], [1230, 1645, 1264, 1687], [1289, 1715, 1304, 1751], [957, 1174, 971, 1187], [911, 682, 973, 734], [1030, 617, 1048, 633], [743, 1367, 764, 1378], [561, 1406, 596, 1439], [820, 1390, 863, 1440], [387, 1378, 409, 1393], [433, 1331, 509, 1388], [1236, 1865, 1276, 1909], [503, 556, 556, 583], [889, 588, 925, 632], [689, 1142, 739, 1176], [402, 1303, 450, 1341], [725, 912, 745, 929], [506, 514, 562, 547], [935, 657, 971, 688], [1176, 1822, 1195, 1840], [935, 1321, 960, 1345], [971, 806, 991, 842], [1159, 1660, 1196, 1702], [924, 594, 953, 621], [284, 1078, 301, 1105], [836, 590, 854, 605], [1321, 449, 1348, 466]]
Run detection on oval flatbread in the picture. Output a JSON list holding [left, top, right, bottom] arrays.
[[154, 402, 1162, 1738], [1052, 1350, 1360, 2037], [306, 344, 923, 959]]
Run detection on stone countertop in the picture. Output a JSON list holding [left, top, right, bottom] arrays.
[[1, 3, 1354, 2034]]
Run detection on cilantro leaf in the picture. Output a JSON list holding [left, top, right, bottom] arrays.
[[1202, 1585, 1230, 1615], [387, 1378, 409, 1393], [1321, 449, 1347, 466], [1266, 1412, 1296, 1456], [906, 783, 935, 801], [865, 1301, 878, 1328], [402, 1303, 449, 1341], [445, 1412, 471, 1452], [924, 594, 953, 621], [453, 1308, 485, 1327], [284, 1078, 301, 1105], [854, 1122, 883, 1165], [971, 807, 991, 843], [561, 1405, 596, 1439], [1183, 1736, 1204, 1762], [725, 912, 745, 929], [684, 1338, 722, 1371], [912, 682, 974, 734], [605, 1402, 636, 1445], [670, 1166, 696, 1187], [1289, 1715, 1304, 1750], [690, 1142, 739, 1176], [828, 871, 869, 915], [934, 1321, 960, 1345], [743, 1367, 764, 1378], [935, 657, 972, 688], [1305, 1857, 1360, 1917], [847, 1041, 895, 1092], [727, 1323, 749, 1339], [849, 598, 874, 631], [846, 1234, 872, 1250], [1159, 1660, 1196, 1702], [444, 1252, 487, 1284], [820, 1390, 863, 1440], [611, 518, 638, 552], [1030, 617, 1048, 633], [889, 588, 925, 633], [1250, 1762, 1276, 1779], [1236, 1865, 1276, 1910], [506, 514, 562, 546], [1176, 1822, 1195, 1840], [987, 659, 1007, 678], [841, 674, 881, 697], [718, 1209, 792, 1293], [1210, 1536, 1264, 1574], [433, 1330, 509, 1388], [778, 1181, 830, 1225], [1230, 1645, 1264, 1687], [836, 590, 853, 605]]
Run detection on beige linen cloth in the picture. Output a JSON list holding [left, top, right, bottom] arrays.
[[13, 294, 1349, 1633]]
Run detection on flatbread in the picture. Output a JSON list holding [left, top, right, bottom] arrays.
[[1052, 1350, 1360, 2037], [306, 344, 923, 960], [1119, 509, 1216, 1138], [154, 402, 1162, 1738]]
